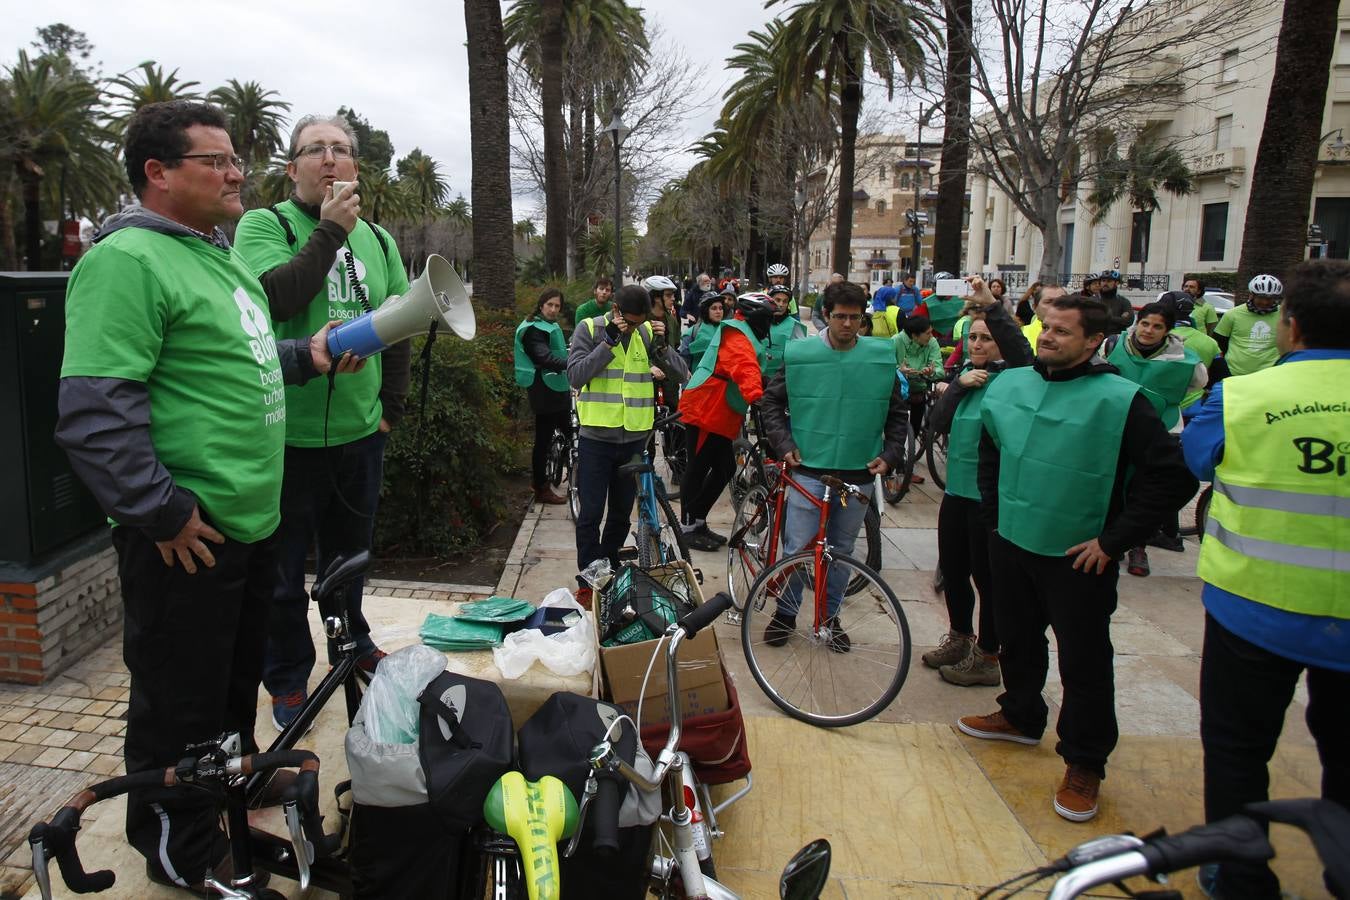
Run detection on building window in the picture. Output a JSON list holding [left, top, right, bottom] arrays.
[[876, 200, 886, 213], [1214, 115, 1233, 150], [1199, 202, 1228, 261], [1129, 211, 1152, 263], [1314, 197, 1350, 259], [983, 229, 991, 266], [1219, 50, 1238, 84], [900, 172, 911, 189], [1339, 30, 1350, 65]]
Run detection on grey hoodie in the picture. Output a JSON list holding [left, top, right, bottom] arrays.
[[54, 207, 322, 542]]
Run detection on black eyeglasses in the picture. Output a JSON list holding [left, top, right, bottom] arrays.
[[169, 153, 245, 173], [293, 143, 356, 160]]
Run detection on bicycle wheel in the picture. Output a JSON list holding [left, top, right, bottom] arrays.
[[657, 421, 687, 497], [567, 401, 581, 522], [727, 483, 772, 611], [1194, 484, 1213, 540], [729, 437, 759, 509], [545, 429, 568, 491], [741, 551, 910, 727], [882, 425, 917, 504], [851, 504, 883, 597], [924, 425, 948, 491]]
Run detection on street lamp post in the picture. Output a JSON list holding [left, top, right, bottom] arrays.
[[794, 184, 806, 296], [604, 110, 630, 288], [911, 100, 942, 283]]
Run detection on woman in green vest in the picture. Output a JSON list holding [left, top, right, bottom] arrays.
[[514, 287, 571, 504], [923, 283, 1034, 687], [678, 291, 725, 370], [1103, 301, 1207, 576]]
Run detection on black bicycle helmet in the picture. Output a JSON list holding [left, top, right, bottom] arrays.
[[735, 292, 775, 338], [697, 290, 723, 321]]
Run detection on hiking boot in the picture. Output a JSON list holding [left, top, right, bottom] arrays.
[[1054, 765, 1101, 822], [940, 651, 1001, 687], [683, 529, 721, 553], [271, 689, 308, 733], [763, 612, 795, 647], [1148, 530, 1185, 553], [1127, 547, 1150, 577], [922, 630, 974, 669], [698, 524, 728, 546], [956, 710, 1039, 745], [534, 487, 567, 505], [824, 616, 850, 653], [356, 648, 387, 675]]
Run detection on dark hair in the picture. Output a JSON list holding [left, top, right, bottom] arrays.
[[902, 315, 932, 336], [821, 281, 866, 315], [1282, 259, 1350, 349], [124, 100, 230, 198], [1047, 295, 1110, 337], [1032, 281, 1064, 307], [1136, 302, 1175, 330], [614, 284, 650, 316], [988, 278, 1006, 295], [533, 286, 562, 319], [903, 273, 916, 283], [1185, 276, 1206, 293], [594, 276, 613, 289]]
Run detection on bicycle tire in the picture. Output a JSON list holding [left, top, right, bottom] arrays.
[[545, 430, 569, 491], [655, 488, 692, 565], [741, 550, 910, 727], [883, 424, 918, 504], [637, 513, 659, 570], [924, 425, 948, 491], [727, 483, 772, 611], [729, 437, 759, 509], [854, 504, 882, 597]]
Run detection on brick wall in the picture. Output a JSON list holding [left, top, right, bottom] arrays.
[[0, 545, 120, 684]]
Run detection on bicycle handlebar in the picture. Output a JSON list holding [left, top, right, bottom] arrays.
[[819, 474, 872, 506], [679, 591, 734, 638], [654, 410, 683, 430], [589, 773, 623, 856]]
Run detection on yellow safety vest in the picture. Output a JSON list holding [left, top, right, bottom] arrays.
[[1197, 359, 1350, 618], [574, 316, 657, 432]]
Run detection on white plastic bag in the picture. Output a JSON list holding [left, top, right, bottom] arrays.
[[492, 588, 596, 679], [359, 644, 447, 744]]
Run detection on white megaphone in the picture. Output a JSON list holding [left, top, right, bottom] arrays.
[[327, 253, 475, 357]]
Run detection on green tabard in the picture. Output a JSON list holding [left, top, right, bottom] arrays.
[[925, 297, 966, 338], [1107, 339, 1198, 429], [785, 336, 896, 470], [684, 319, 766, 414], [980, 368, 1140, 556], [944, 369, 1002, 501], [513, 319, 569, 392], [686, 322, 714, 370], [764, 315, 807, 377]]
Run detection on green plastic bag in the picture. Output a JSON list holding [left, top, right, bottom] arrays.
[[455, 596, 536, 624], [420, 613, 505, 651]]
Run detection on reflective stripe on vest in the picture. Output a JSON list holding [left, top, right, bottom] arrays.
[[574, 316, 656, 432], [1107, 338, 1198, 429], [784, 336, 896, 470], [980, 368, 1139, 556], [513, 319, 569, 392], [1196, 359, 1350, 618], [945, 369, 1001, 501], [684, 318, 766, 414]]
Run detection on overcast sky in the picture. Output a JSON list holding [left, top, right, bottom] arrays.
[[5, 0, 918, 225]]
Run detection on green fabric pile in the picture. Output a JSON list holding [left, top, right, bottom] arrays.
[[455, 596, 536, 623], [420, 613, 505, 651]]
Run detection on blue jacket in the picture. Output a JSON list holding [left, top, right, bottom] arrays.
[[872, 284, 897, 312], [895, 285, 923, 315], [1181, 348, 1350, 672]]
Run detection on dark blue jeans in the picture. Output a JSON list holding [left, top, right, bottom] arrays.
[[263, 429, 385, 698], [575, 435, 645, 576]]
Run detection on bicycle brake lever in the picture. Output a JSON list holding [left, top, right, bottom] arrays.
[[564, 776, 598, 858], [283, 801, 313, 890], [29, 835, 52, 900]]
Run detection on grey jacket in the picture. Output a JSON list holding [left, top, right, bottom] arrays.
[[54, 207, 321, 542], [566, 313, 689, 443]]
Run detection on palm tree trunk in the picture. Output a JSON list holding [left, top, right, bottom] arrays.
[[568, 87, 586, 278], [934, 0, 973, 274], [540, 0, 568, 276], [832, 69, 862, 276], [1236, 0, 1338, 290], [463, 0, 516, 309], [746, 168, 762, 282], [21, 168, 44, 271]]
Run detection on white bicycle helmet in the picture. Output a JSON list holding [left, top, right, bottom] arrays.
[[766, 262, 790, 277], [1248, 273, 1283, 296], [642, 275, 678, 295]]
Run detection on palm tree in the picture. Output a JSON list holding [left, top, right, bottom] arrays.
[[465, 0, 516, 310], [357, 168, 411, 225], [209, 80, 290, 206], [442, 195, 472, 275], [582, 219, 638, 278], [1087, 132, 1194, 282], [513, 219, 538, 243], [106, 62, 200, 125], [396, 148, 451, 271], [932, 0, 972, 274], [1236, 0, 1339, 292], [772, 0, 941, 274]]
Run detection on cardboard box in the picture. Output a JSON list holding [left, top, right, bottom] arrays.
[[592, 561, 729, 728]]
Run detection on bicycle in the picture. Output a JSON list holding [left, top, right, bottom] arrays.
[[880, 420, 920, 504], [567, 393, 582, 521], [623, 410, 692, 570], [1178, 483, 1213, 540], [653, 382, 688, 498], [542, 406, 573, 505], [980, 797, 1349, 899], [731, 467, 911, 726]]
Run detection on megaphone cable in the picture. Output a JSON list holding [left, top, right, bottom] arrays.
[[344, 240, 374, 314]]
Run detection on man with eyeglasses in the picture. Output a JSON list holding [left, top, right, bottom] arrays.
[[234, 114, 412, 732], [55, 101, 358, 892], [759, 281, 908, 650]]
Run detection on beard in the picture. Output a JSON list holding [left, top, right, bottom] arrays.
[[1100, 287, 1118, 300]]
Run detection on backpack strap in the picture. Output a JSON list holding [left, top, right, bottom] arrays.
[[417, 678, 475, 750], [268, 205, 297, 246], [365, 220, 390, 258]]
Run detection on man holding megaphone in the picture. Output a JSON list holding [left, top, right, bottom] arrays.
[[235, 113, 412, 731]]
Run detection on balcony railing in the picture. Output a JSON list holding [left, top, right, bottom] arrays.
[[1192, 147, 1246, 176]]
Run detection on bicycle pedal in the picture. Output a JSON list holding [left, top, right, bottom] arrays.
[[617, 547, 639, 562]]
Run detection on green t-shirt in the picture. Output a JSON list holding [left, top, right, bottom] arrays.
[[1214, 304, 1280, 376], [574, 297, 608, 325], [234, 202, 409, 447], [61, 228, 286, 543], [1190, 299, 1218, 332]]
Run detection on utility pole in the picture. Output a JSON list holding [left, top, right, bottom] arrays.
[[909, 101, 942, 283]]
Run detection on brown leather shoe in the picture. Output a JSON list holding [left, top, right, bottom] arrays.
[[956, 710, 1040, 745], [1054, 765, 1101, 822], [535, 487, 568, 505]]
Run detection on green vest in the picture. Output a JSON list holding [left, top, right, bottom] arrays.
[[687, 322, 715, 370], [926, 297, 966, 339], [684, 319, 767, 414], [981, 368, 1140, 556], [764, 315, 806, 378], [575, 316, 656, 432], [1108, 338, 1200, 429], [1174, 325, 1219, 410], [945, 369, 1002, 501], [1197, 359, 1350, 619], [513, 319, 569, 392], [785, 337, 896, 470]]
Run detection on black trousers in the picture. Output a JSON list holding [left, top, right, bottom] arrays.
[[937, 494, 998, 653], [1200, 613, 1350, 899], [112, 523, 277, 885], [989, 532, 1119, 778], [681, 425, 734, 524], [531, 408, 571, 489]]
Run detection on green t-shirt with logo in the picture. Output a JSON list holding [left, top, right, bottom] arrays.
[[61, 228, 286, 543], [1214, 304, 1280, 376], [234, 202, 409, 447]]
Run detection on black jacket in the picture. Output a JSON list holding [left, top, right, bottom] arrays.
[[1100, 292, 1135, 337], [975, 356, 1198, 557], [521, 324, 570, 415]]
